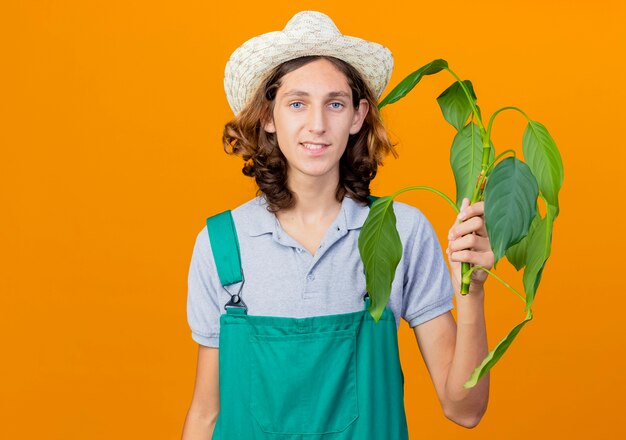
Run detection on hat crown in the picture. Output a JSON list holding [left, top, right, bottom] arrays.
[[283, 11, 342, 39]]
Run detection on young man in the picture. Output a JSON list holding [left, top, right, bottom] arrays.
[[182, 11, 492, 439]]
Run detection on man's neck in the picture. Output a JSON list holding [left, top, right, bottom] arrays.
[[278, 172, 342, 226]]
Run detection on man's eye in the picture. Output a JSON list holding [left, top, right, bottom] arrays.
[[330, 102, 344, 109], [290, 102, 303, 109]]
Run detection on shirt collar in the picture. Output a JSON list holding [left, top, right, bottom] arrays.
[[247, 196, 278, 237], [247, 194, 370, 237], [343, 195, 371, 231]]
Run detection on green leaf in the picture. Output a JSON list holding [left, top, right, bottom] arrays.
[[464, 308, 533, 388], [522, 121, 564, 217], [358, 196, 403, 322], [484, 157, 539, 269], [378, 59, 448, 109], [437, 80, 477, 131], [505, 206, 541, 271], [451, 123, 494, 211], [522, 204, 555, 308]]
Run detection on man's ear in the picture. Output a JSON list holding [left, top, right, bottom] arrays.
[[264, 117, 276, 133], [349, 99, 369, 135]]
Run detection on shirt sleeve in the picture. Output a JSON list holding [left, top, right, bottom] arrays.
[[400, 206, 455, 328], [186, 226, 222, 348]]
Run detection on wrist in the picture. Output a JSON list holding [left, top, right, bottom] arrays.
[[455, 288, 485, 323], [455, 286, 485, 299]]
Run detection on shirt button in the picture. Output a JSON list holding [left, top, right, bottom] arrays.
[[296, 248, 303, 253], [307, 273, 315, 281]]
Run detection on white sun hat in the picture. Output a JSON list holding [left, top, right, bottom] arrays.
[[224, 10, 394, 116]]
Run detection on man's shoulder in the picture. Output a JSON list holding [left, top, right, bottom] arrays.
[[391, 200, 426, 232], [231, 195, 274, 237], [233, 195, 267, 212]]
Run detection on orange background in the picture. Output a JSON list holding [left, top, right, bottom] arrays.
[[1, 0, 623, 438]]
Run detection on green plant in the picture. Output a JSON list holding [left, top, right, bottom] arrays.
[[358, 59, 564, 388]]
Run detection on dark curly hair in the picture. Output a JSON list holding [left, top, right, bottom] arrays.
[[222, 55, 397, 212]]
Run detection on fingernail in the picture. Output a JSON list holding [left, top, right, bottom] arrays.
[[457, 212, 466, 220]]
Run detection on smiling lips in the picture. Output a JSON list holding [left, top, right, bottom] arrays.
[[300, 142, 329, 151]]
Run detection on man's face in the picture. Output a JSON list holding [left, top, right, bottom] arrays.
[[264, 58, 369, 186]]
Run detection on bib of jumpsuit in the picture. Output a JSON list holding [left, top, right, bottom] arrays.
[[206, 199, 409, 440]]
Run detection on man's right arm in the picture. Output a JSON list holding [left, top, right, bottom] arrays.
[[181, 345, 220, 439]]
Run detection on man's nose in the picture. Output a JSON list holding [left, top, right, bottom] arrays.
[[307, 105, 326, 134]]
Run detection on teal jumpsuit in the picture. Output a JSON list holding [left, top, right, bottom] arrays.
[[206, 199, 409, 440]]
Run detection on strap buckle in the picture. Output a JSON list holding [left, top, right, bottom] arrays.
[[224, 294, 247, 311], [223, 277, 247, 311]]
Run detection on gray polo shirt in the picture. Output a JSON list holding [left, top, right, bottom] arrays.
[[187, 195, 455, 348]]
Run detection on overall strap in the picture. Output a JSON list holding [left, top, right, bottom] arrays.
[[206, 210, 247, 312], [206, 210, 243, 286]]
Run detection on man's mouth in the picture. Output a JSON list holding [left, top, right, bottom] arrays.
[[300, 142, 329, 150]]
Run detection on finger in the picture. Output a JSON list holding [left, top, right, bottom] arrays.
[[457, 199, 485, 222], [471, 201, 485, 216], [469, 215, 488, 238], [456, 198, 471, 224], [449, 216, 484, 239], [449, 233, 491, 253], [448, 249, 493, 269], [475, 221, 488, 237], [448, 249, 472, 263], [448, 232, 478, 252]]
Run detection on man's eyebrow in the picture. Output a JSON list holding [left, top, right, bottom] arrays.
[[327, 91, 351, 98], [281, 90, 351, 99]]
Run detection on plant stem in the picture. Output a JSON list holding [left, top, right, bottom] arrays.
[[461, 109, 495, 295], [390, 186, 459, 214], [465, 266, 526, 303], [470, 172, 486, 205], [486, 106, 530, 141], [485, 149, 517, 176], [471, 149, 517, 202], [460, 185, 483, 295]]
